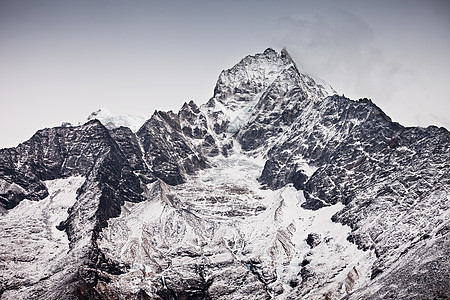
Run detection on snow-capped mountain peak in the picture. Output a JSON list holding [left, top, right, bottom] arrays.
[[0, 48, 448, 300], [213, 48, 297, 104], [83, 107, 147, 132]]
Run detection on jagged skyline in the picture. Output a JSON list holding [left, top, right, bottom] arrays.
[[1, 0, 449, 148], [1, 46, 448, 298]]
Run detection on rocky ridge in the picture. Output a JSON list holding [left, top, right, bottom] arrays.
[[0, 48, 448, 299]]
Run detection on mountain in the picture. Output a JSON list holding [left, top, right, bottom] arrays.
[[0, 48, 448, 300], [83, 108, 148, 132]]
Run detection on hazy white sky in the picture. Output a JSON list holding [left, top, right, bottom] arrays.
[[1, 0, 449, 148]]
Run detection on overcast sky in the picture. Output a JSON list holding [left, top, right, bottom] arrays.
[[1, 0, 449, 148]]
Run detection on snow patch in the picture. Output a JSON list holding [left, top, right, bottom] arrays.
[[293, 157, 318, 177], [98, 150, 373, 299], [0, 176, 85, 291], [82, 107, 148, 132]]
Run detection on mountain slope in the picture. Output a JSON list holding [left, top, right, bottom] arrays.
[[0, 48, 448, 299]]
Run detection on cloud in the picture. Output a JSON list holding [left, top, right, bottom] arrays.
[[273, 9, 414, 106]]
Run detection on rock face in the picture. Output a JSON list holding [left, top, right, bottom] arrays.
[[0, 48, 449, 300]]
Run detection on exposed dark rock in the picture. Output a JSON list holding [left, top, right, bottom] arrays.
[[289, 278, 299, 288], [137, 110, 208, 185], [306, 233, 321, 248]]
